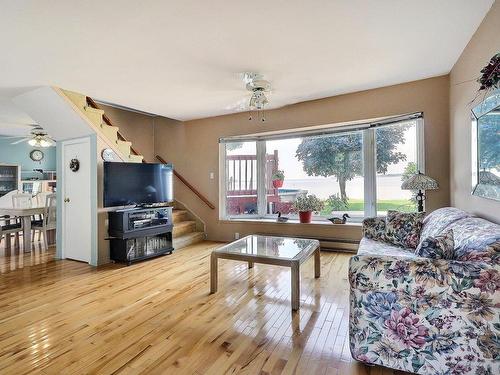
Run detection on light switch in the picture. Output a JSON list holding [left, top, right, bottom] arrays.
[[209, 172, 215, 180]]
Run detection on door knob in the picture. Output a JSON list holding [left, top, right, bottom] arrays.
[[64, 198, 70, 203]]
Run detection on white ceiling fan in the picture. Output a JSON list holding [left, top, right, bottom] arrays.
[[5, 126, 55, 147], [226, 72, 272, 122]]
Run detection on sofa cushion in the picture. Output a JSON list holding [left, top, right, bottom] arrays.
[[420, 207, 471, 240], [362, 217, 386, 241], [357, 237, 418, 259], [415, 229, 454, 260], [384, 210, 425, 249], [447, 217, 500, 263]]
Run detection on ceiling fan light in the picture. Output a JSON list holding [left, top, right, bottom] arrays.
[[28, 139, 37, 146], [40, 139, 51, 147], [250, 90, 268, 110]]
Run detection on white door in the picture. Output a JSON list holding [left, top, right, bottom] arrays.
[[62, 137, 91, 262]]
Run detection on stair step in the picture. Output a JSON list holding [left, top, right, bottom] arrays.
[[100, 124, 119, 140], [173, 220, 196, 237], [84, 106, 105, 127], [172, 209, 188, 224], [62, 89, 87, 109], [115, 139, 131, 158], [84, 106, 105, 115], [128, 154, 144, 163], [173, 231, 205, 250]]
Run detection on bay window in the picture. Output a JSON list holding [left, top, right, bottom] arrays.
[[220, 113, 423, 222]]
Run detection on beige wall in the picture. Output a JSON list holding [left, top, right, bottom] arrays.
[[449, 1, 500, 223], [100, 104, 156, 162], [154, 76, 451, 242]]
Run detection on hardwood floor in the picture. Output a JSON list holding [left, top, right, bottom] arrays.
[[0, 241, 407, 375], [0, 240, 55, 273]]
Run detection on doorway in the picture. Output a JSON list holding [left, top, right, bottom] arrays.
[[60, 137, 93, 263], [0, 133, 58, 268]]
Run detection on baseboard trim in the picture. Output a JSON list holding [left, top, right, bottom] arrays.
[[257, 232, 359, 253]]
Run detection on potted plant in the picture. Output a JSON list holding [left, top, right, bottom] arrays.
[[271, 170, 285, 188], [292, 194, 324, 223]]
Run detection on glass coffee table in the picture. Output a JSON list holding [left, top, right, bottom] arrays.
[[210, 235, 320, 311]]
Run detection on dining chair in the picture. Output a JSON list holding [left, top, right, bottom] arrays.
[[12, 193, 34, 245], [32, 192, 51, 241], [0, 191, 27, 248], [12, 193, 32, 208], [35, 192, 51, 206], [0, 190, 19, 206], [31, 193, 56, 251], [0, 216, 22, 249]]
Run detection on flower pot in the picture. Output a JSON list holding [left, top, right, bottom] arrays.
[[272, 179, 283, 188], [298, 211, 312, 223]]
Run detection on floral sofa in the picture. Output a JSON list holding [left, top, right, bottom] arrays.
[[349, 207, 499, 375]]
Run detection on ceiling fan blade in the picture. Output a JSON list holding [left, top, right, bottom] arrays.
[[224, 96, 249, 112], [10, 138, 29, 145], [0, 135, 26, 139], [44, 137, 56, 147]]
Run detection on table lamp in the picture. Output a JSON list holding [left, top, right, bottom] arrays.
[[401, 171, 439, 212]]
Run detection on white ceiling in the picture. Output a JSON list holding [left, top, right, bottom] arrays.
[[0, 98, 36, 136], [0, 0, 494, 121]]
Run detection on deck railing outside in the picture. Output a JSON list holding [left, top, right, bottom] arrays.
[[226, 150, 278, 195]]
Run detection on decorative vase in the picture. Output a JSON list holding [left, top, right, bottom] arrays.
[[272, 179, 283, 188], [298, 211, 312, 223]]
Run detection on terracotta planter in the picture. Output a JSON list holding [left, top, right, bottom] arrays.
[[272, 179, 283, 188], [298, 211, 312, 223]]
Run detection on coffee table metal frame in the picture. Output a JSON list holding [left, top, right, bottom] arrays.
[[209, 235, 320, 311]]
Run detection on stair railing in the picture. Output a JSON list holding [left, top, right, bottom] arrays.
[[156, 155, 215, 210]]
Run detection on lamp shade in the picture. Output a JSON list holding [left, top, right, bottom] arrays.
[[401, 171, 439, 191]]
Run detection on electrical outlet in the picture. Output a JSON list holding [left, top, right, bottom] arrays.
[[235, 232, 240, 239]]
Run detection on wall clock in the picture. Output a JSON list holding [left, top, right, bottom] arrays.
[[101, 148, 117, 162], [30, 149, 44, 162]]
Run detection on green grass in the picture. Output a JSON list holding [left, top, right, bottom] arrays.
[[321, 198, 416, 214]]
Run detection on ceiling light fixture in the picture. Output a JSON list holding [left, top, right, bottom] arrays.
[[12, 128, 55, 148], [244, 72, 271, 122]]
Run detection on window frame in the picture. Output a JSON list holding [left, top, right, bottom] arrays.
[[219, 115, 424, 222]]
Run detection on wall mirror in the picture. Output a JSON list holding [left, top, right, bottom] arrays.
[[471, 89, 500, 201]]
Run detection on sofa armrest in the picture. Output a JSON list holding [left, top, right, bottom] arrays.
[[348, 255, 499, 374], [361, 217, 386, 241]]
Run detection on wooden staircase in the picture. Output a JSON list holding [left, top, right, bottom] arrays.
[[61, 89, 145, 163], [59, 88, 207, 250], [172, 209, 206, 249]]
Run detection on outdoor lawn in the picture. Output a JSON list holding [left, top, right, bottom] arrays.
[[321, 198, 416, 215]]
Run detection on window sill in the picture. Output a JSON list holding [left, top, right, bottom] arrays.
[[219, 218, 362, 227]]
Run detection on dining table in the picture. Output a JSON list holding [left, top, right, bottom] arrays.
[[0, 203, 50, 252]]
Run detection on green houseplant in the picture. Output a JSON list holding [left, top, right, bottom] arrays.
[[271, 170, 285, 188], [292, 194, 324, 223]]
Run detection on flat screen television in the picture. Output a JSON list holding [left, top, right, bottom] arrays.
[[104, 162, 173, 207]]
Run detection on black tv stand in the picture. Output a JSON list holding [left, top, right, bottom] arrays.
[[108, 206, 174, 265]]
